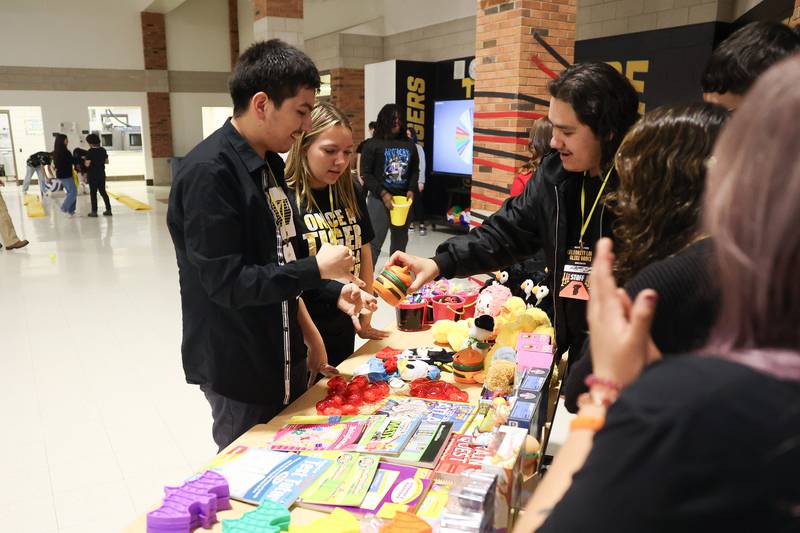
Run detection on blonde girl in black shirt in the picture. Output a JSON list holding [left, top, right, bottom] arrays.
[[287, 102, 389, 366]]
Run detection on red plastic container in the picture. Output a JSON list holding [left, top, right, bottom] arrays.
[[397, 302, 427, 331], [431, 294, 465, 322], [456, 290, 480, 319]]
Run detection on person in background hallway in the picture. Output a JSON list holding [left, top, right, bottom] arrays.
[[0, 180, 29, 251], [83, 134, 112, 217], [355, 121, 376, 186], [22, 151, 52, 197], [362, 103, 419, 267], [406, 127, 427, 236], [510, 117, 552, 198], [72, 146, 89, 194], [51, 134, 77, 216]]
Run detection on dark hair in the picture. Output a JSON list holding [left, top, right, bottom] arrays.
[[375, 104, 403, 140], [229, 39, 320, 116], [52, 133, 70, 166], [703, 56, 800, 373], [609, 103, 729, 283], [406, 127, 418, 143], [548, 62, 639, 168], [519, 118, 553, 174], [701, 21, 800, 96], [85, 133, 100, 145], [368, 121, 377, 130]]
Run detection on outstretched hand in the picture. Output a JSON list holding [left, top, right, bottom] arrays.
[[337, 283, 378, 331], [384, 251, 440, 293], [587, 238, 660, 388]]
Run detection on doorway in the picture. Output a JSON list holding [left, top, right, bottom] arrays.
[[0, 110, 18, 182]]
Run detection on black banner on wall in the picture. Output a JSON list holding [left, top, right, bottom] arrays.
[[575, 22, 728, 111], [394, 57, 475, 220]]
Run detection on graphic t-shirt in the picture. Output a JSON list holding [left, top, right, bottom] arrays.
[[296, 183, 374, 278], [361, 138, 419, 197], [26, 151, 52, 167]]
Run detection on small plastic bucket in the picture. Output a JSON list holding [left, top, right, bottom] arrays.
[[390, 196, 413, 226], [432, 294, 465, 322], [397, 302, 426, 331], [456, 291, 480, 319]]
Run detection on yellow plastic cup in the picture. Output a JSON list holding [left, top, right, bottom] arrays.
[[390, 195, 413, 226]]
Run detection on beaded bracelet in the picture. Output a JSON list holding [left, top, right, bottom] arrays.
[[570, 415, 605, 432], [585, 374, 622, 394]]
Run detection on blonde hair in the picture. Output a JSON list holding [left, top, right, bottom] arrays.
[[285, 102, 361, 218]]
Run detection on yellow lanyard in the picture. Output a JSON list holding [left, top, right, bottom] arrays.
[[265, 165, 290, 234], [579, 165, 614, 247], [325, 185, 339, 245]]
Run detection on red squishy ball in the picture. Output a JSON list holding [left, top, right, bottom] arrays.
[[340, 404, 358, 415], [323, 406, 342, 415]]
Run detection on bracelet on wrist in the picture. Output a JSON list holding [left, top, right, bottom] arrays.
[[585, 373, 622, 394]]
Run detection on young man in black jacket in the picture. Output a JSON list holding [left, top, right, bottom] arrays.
[[387, 63, 639, 369], [167, 40, 375, 451]]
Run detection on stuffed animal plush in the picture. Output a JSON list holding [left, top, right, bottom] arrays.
[[431, 319, 470, 352], [397, 359, 441, 381], [482, 359, 516, 396], [475, 284, 513, 317], [486, 302, 553, 366], [464, 315, 494, 356]]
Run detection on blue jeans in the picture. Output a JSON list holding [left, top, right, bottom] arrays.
[[59, 177, 77, 214], [22, 165, 48, 196]]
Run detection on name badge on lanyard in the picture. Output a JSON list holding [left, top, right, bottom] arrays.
[[559, 166, 613, 301], [264, 167, 297, 264]]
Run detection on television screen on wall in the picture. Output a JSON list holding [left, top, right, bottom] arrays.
[[432, 99, 474, 175]]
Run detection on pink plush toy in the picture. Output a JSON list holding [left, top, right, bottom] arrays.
[[475, 284, 513, 317]]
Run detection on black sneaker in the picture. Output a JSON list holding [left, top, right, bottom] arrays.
[[88, 212, 98, 218], [102, 211, 112, 216]]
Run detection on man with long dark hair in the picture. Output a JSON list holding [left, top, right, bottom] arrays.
[[361, 103, 419, 267], [388, 62, 639, 369]]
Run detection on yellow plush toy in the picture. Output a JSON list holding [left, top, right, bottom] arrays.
[[431, 318, 470, 352], [485, 298, 554, 367]]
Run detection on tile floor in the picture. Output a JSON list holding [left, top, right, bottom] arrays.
[[0, 181, 571, 532]]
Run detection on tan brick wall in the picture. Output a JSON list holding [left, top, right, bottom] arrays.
[[147, 92, 174, 159], [328, 68, 366, 146], [253, 0, 302, 21], [472, 0, 575, 215], [141, 12, 168, 70], [229, 0, 240, 68]]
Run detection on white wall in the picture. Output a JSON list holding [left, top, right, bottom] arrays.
[[364, 60, 396, 134], [201, 106, 234, 139], [0, 107, 47, 178], [166, 0, 231, 72], [170, 93, 232, 156], [382, 0, 476, 35], [0, 90, 153, 180], [304, 0, 384, 39], [0, 0, 144, 69]]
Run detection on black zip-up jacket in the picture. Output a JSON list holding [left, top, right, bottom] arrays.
[[432, 152, 616, 353], [167, 119, 341, 405]]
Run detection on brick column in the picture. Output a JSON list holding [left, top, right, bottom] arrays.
[[329, 68, 365, 145], [471, 0, 575, 222], [252, 0, 304, 49], [141, 12, 174, 186], [229, 0, 240, 69]]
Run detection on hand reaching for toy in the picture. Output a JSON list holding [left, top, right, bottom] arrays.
[[588, 238, 661, 388], [357, 313, 390, 340], [385, 251, 440, 293]]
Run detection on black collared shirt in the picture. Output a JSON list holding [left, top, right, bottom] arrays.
[[167, 118, 335, 405]]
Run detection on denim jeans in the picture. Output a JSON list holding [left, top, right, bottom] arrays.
[[22, 165, 48, 195], [59, 177, 77, 214]]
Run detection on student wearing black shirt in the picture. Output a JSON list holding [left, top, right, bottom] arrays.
[[518, 57, 800, 533], [51, 133, 78, 216], [83, 134, 112, 217], [385, 63, 639, 368], [22, 151, 52, 196], [562, 103, 729, 412], [167, 40, 375, 451], [361, 103, 419, 267], [287, 103, 389, 366], [355, 120, 376, 185]]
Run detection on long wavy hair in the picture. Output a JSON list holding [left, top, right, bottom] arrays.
[[608, 103, 729, 283], [703, 55, 800, 380], [518, 117, 553, 175], [285, 102, 361, 218]]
